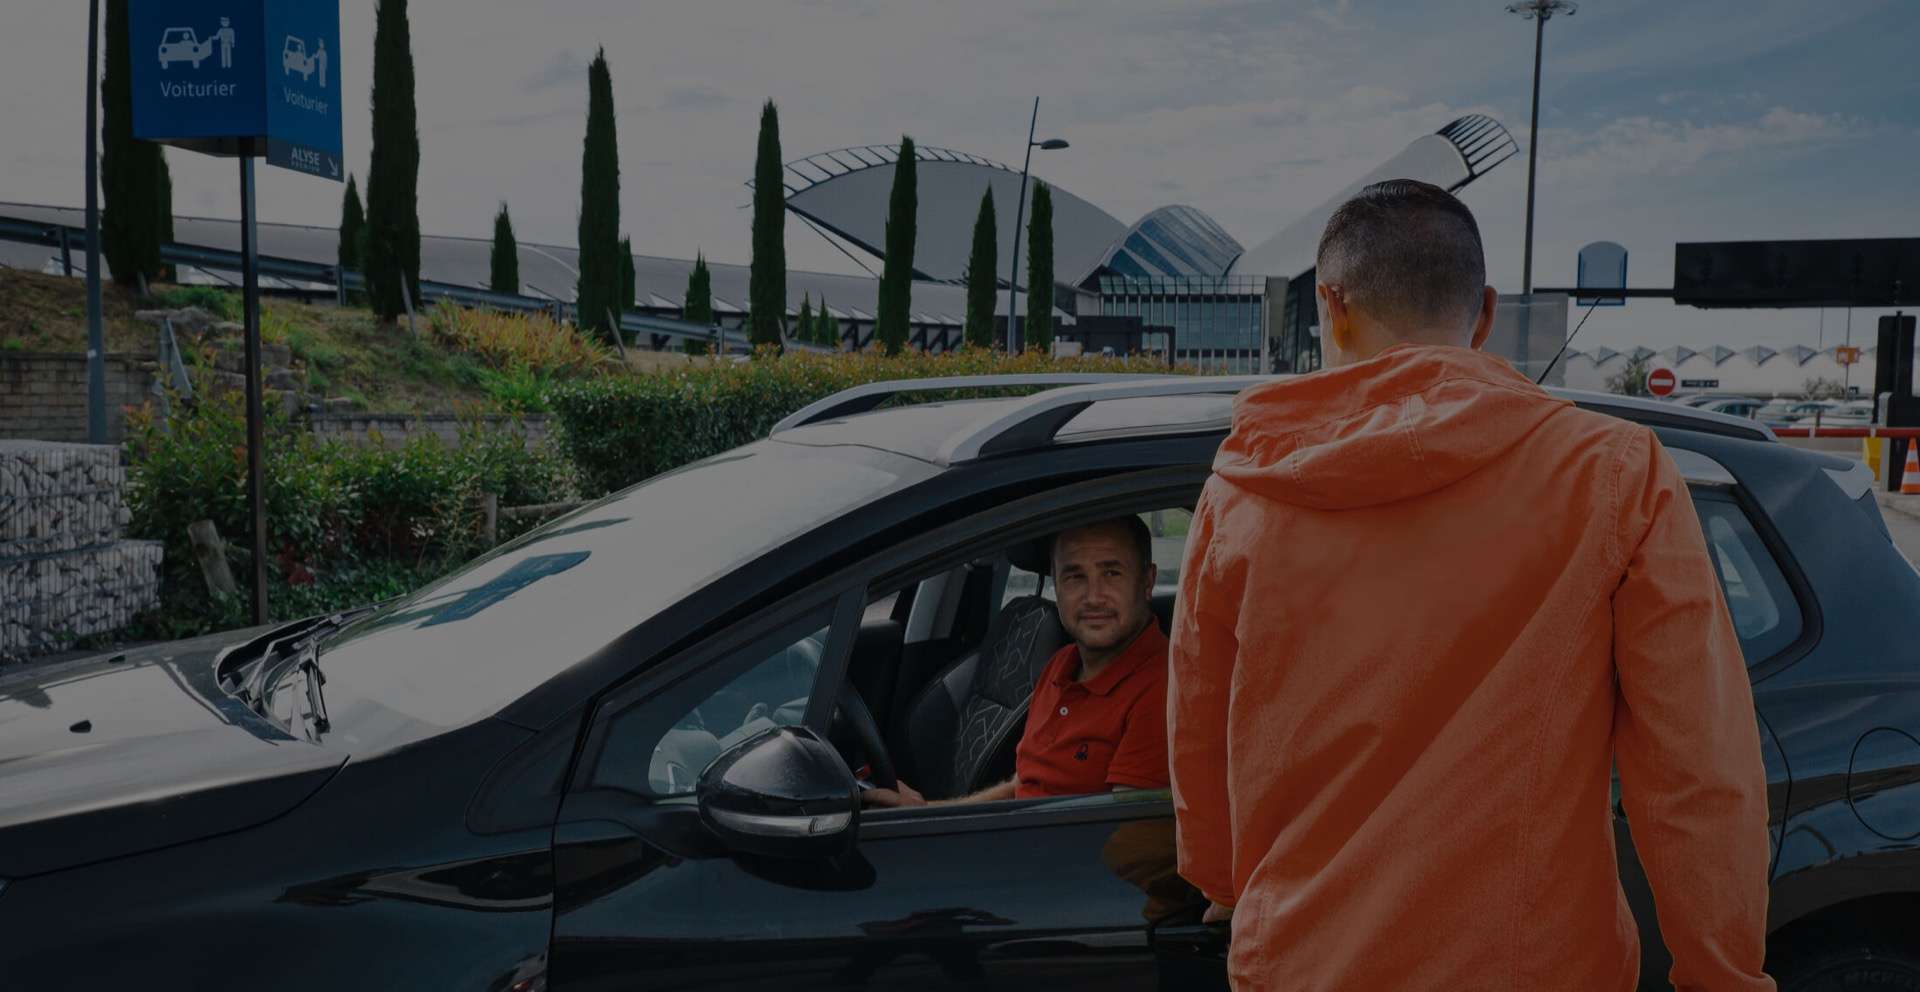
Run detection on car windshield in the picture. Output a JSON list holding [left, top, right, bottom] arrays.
[[315, 440, 924, 728]]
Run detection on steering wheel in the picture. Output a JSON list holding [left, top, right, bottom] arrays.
[[834, 683, 897, 790]]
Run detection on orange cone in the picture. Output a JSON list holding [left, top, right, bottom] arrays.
[[1903, 442, 1920, 496]]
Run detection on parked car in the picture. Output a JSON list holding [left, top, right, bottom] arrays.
[[1698, 396, 1768, 420], [1, 374, 1914, 991], [156, 27, 212, 69], [1793, 400, 1876, 427], [1757, 400, 1833, 428]]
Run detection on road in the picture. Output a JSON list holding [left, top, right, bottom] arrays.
[[1881, 498, 1920, 568]]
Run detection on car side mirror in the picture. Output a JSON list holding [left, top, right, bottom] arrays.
[[696, 726, 858, 860]]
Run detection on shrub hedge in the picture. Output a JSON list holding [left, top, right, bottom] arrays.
[[549, 347, 1189, 495], [123, 390, 579, 638]]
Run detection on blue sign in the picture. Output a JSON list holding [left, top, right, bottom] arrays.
[[129, 0, 342, 182], [1576, 240, 1629, 308]]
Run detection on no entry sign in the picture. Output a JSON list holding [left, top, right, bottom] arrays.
[[1647, 367, 1677, 397]]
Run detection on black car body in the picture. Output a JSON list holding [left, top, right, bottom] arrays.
[[2, 373, 1917, 991]]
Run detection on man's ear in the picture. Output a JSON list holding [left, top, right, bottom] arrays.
[[1317, 283, 1351, 356], [1468, 285, 1497, 351]]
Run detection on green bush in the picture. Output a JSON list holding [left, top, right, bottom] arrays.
[[549, 347, 1189, 495], [476, 361, 556, 413], [124, 390, 580, 638], [151, 285, 240, 320]]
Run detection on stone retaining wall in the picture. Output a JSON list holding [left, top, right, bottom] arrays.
[[0, 352, 152, 444], [0, 440, 161, 662]]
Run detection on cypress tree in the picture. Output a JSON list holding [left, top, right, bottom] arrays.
[[101, 0, 164, 287], [818, 301, 840, 349], [489, 203, 518, 294], [1025, 182, 1055, 353], [874, 136, 918, 355], [796, 294, 814, 346], [748, 100, 786, 349], [364, 0, 421, 321], [684, 253, 713, 324], [619, 236, 636, 310], [339, 175, 366, 272], [964, 188, 997, 349], [575, 49, 621, 341]]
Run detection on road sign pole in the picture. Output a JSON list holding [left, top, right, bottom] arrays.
[[85, 0, 106, 444], [239, 152, 269, 625]]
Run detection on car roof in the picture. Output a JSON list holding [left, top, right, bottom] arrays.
[[769, 375, 1777, 465]]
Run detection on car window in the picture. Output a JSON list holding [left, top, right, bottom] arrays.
[[1692, 495, 1803, 665], [589, 608, 834, 798], [314, 441, 921, 729]]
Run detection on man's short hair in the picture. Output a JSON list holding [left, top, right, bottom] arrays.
[[1315, 179, 1486, 331], [1051, 515, 1153, 575]]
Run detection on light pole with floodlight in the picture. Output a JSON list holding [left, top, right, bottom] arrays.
[[1506, 0, 1576, 298], [1007, 97, 1068, 352]]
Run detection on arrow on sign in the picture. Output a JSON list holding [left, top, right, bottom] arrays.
[[327, 156, 339, 178]]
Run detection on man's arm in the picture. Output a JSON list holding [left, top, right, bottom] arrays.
[[862, 777, 1015, 808], [1168, 485, 1239, 910], [1611, 428, 1773, 992]]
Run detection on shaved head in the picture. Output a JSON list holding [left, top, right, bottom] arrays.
[[1316, 179, 1487, 337]]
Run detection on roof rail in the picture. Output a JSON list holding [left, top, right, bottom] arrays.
[[936, 375, 1275, 464], [770, 374, 1172, 434]]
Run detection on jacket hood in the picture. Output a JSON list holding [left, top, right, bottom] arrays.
[[1214, 344, 1572, 510]]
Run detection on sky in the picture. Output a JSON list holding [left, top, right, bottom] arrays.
[[3, 0, 1916, 350]]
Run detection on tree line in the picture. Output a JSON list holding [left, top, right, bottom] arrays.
[[99, 0, 1057, 354]]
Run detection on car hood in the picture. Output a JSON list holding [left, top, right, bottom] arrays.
[[0, 630, 346, 878]]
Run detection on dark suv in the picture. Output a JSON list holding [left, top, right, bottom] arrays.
[[1, 374, 1916, 991]]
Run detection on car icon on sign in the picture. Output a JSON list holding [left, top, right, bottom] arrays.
[[282, 36, 315, 80], [157, 27, 212, 69]]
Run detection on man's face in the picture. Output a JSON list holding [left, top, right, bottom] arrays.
[[1052, 524, 1157, 656]]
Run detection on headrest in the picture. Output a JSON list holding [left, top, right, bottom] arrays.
[[1005, 534, 1053, 576]]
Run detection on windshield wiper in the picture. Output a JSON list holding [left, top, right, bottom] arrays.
[[230, 607, 373, 713]]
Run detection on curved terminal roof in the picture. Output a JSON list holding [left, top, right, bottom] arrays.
[[1230, 114, 1519, 278], [773, 144, 1128, 287], [1094, 204, 1244, 282]]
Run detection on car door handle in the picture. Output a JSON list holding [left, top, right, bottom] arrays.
[[1151, 922, 1231, 958]]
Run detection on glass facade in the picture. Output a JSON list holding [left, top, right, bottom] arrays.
[[1097, 275, 1271, 374]]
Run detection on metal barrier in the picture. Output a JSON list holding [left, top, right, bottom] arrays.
[[0, 212, 726, 351]]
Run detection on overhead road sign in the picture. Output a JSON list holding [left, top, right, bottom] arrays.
[[1674, 239, 1920, 309], [1576, 241, 1628, 308], [129, 0, 343, 181]]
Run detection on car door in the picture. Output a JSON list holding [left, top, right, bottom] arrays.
[[1618, 483, 1806, 990], [548, 582, 1208, 991]]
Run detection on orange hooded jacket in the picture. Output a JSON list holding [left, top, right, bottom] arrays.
[[1168, 344, 1774, 991]]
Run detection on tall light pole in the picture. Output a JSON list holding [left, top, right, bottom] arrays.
[[85, 0, 106, 443], [1006, 97, 1068, 352], [1506, 0, 1576, 297]]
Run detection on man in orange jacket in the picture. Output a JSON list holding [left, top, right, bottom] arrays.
[[1168, 180, 1774, 991]]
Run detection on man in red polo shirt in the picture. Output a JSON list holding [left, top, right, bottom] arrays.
[[864, 515, 1170, 806]]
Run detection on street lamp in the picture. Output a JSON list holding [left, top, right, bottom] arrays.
[[1506, 0, 1576, 297], [1006, 97, 1068, 353]]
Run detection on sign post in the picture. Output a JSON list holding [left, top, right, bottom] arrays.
[[130, 0, 342, 625]]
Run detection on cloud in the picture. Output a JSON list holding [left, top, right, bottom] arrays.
[[1543, 106, 1867, 181], [523, 50, 588, 93], [659, 82, 732, 113]]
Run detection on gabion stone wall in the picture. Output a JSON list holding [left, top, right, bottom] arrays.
[[0, 441, 162, 662]]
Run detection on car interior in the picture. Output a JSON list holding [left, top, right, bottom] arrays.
[[829, 504, 1191, 803], [629, 502, 1194, 803]]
